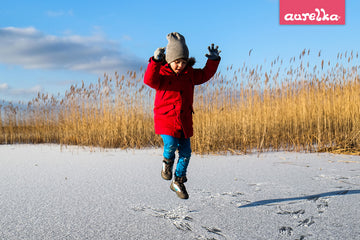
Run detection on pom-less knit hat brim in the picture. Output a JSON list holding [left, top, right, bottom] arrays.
[[165, 32, 189, 63]]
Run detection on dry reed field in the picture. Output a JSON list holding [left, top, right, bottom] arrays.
[[1, 50, 359, 154]]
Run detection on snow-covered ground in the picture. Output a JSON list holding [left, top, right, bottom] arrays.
[[0, 144, 359, 240]]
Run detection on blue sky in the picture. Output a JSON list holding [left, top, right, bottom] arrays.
[[0, 0, 359, 102]]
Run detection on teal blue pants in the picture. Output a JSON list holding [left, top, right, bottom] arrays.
[[161, 134, 191, 177]]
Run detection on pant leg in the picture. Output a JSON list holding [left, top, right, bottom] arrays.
[[175, 137, 191, 177], [161, 135, 179, 161]]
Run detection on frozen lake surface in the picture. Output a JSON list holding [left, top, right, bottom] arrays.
[[0, 144, 359, 240]]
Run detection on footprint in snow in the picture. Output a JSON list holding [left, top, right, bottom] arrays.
[[277, 207, 305, 219], [132, 205, 227, 239], [316, 198, 329, 214], [297, 216, 315, 227], [279, 226, 293, 236], [132, 205, 194, 231], [201, 226, 225, 237]]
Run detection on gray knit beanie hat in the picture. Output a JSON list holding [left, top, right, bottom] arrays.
[[165, 32, 189, 63]]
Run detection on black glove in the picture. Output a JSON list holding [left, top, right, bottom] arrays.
[[205, 44, 221, 60]]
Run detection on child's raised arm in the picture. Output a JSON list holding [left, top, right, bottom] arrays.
[[144, 47, 166, 89], [192, 44, 221, 85]]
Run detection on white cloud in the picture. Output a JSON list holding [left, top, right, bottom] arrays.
[[0, 83, 42, 102], [0, 27, 144, 75], [0, 83, 9, 90]]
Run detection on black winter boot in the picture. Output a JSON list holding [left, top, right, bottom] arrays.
[[170, 176, 189, 199], [161, 159, 174, 180]]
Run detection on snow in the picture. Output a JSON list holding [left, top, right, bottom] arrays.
[[0, 144, 359, 240]]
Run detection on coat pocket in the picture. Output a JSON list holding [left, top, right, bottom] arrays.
[[155, 104, 176, 115]]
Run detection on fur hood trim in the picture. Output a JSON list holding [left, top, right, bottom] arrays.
[[187, 57, 196, 67]]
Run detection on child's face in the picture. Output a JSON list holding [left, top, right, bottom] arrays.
[[170, 59, 187, 74]]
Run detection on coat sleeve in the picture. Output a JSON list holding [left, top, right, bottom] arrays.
[[144, 57, 162, 90], [192, 58, 220, 85]]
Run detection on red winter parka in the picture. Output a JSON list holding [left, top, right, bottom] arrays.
[[144, 57, 220, 138]]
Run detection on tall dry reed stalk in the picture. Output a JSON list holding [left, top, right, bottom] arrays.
[[1, 50, 359, 154]]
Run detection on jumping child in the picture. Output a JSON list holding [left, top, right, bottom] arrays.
[[144, 32, 221, 199]]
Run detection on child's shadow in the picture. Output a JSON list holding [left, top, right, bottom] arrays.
[[238, 189, 360, 208]]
